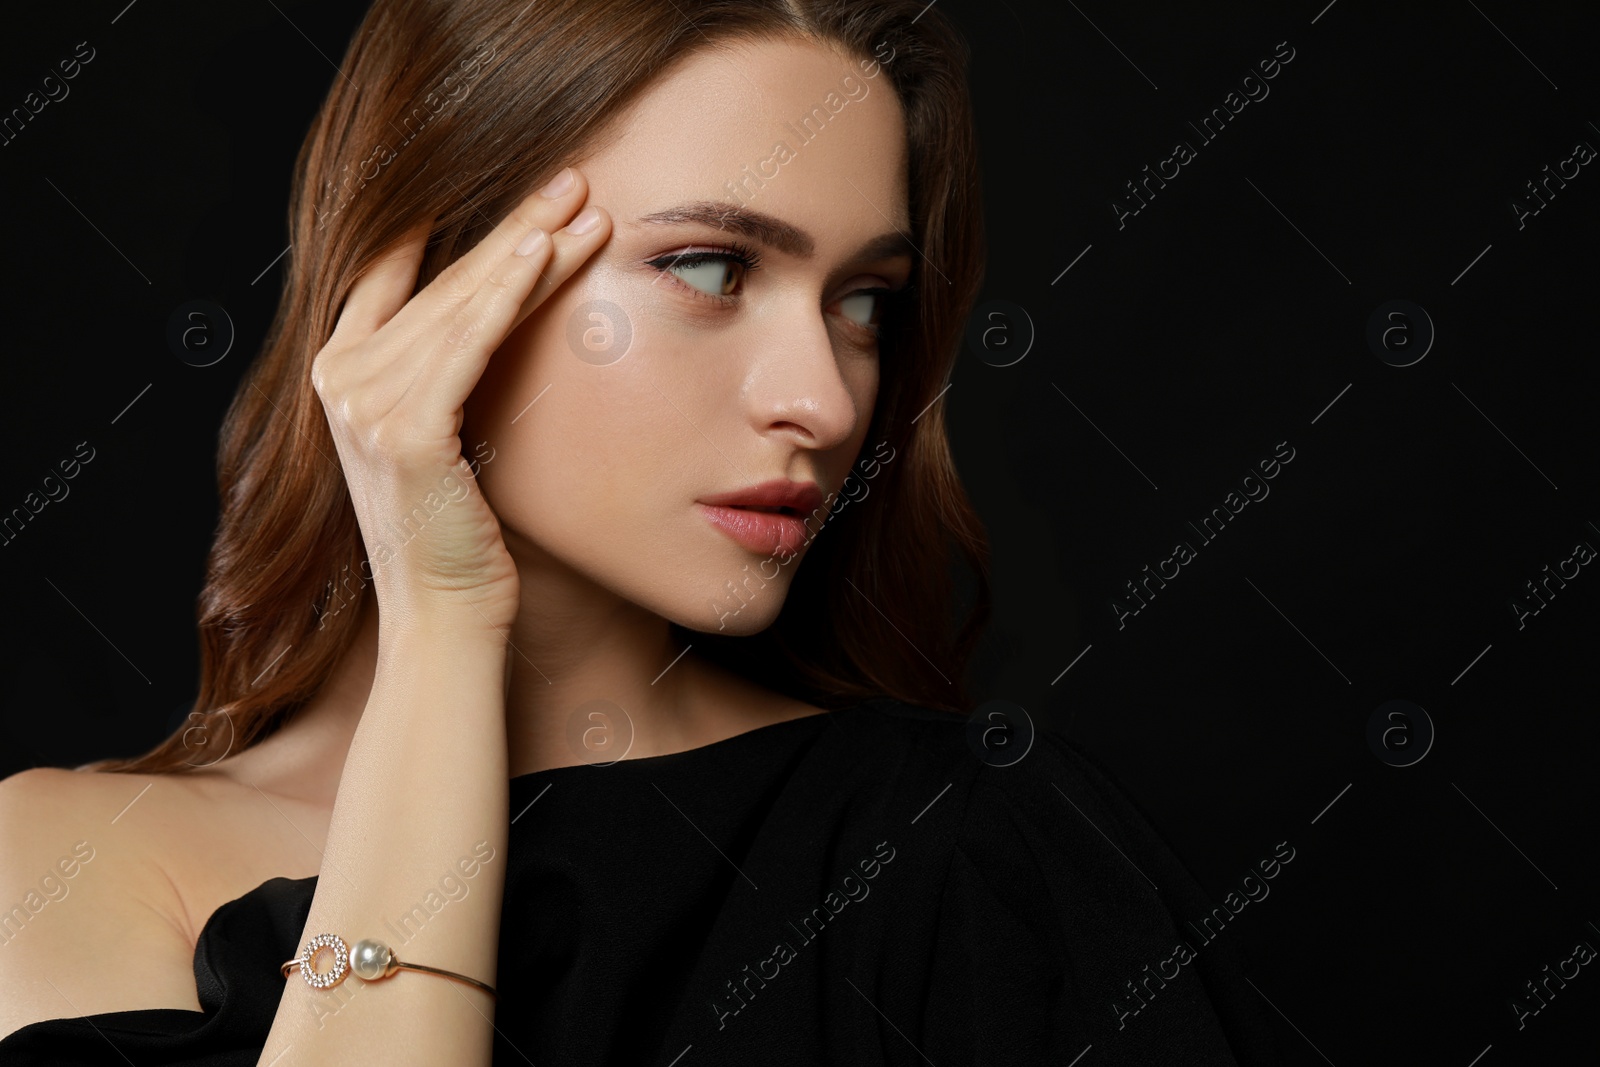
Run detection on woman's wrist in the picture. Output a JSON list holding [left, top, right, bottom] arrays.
[[368, 608, 513, 714], [372, 598, 518, 650]]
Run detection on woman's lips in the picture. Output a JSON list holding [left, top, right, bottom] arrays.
[[697, 503, 808, 557]]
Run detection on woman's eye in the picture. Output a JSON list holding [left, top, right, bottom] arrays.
[[837, 291, 881, 332], [649, 245, 902, 341], [670, 255, 743, 297], [650, 247, 756, 300]]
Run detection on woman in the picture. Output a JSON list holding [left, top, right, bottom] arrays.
[[0, 0, 1277, 1063]]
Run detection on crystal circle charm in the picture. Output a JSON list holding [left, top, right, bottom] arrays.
[[350, 938, 394, 981], [297, 933, 350, 989]]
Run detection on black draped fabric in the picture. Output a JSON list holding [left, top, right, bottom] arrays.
[[0, 698, 1279, 1065]]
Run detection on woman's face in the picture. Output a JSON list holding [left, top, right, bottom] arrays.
[[465, 35, 912, 635]]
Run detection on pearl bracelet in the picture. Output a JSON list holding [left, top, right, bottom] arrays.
[[279, 932, 497, 999]]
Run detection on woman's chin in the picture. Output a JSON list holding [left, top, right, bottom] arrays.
[[684, 596, 785, 637]]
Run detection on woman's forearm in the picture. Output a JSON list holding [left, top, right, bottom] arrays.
[[256, 610, 511, 1066]]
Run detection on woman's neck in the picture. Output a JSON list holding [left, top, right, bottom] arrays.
[[205, 590, 815, 804]]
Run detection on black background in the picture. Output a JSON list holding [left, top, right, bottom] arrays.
[[2, 1, 1596, 1063]]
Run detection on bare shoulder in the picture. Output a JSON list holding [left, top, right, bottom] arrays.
[[0, 765, 295, 1040], [0, 767, 199, 1038]]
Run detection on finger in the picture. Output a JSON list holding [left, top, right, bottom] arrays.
[[422, 168, 592, 310], [507, 203, 613, 337], [392, 226, 560, 427], [331, 216, 436, 342], [423, 203, 612, 414], [384, 194, 610, 398], [426, 202, 612, 382]]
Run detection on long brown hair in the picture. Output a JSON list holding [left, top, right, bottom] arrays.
[[85, 0, 991, 775]]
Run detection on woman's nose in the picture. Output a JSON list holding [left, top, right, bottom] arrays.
[[742, 310, 866, 451]]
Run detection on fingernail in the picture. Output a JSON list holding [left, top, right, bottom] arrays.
[[565, 206, 601, 235], [538, 168, 575, 198], [516, 227, 547, 257]]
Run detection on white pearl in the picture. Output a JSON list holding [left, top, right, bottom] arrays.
[[351, 938, 392, 981]]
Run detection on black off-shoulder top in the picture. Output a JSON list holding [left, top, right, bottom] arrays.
[[0, 698, 1278, 1065]]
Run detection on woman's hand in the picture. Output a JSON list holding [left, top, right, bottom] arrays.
[[254, 176, 614, 1062], [310, 169, 610, 631]]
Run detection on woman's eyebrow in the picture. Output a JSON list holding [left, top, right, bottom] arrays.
[[634, 200, 914, 264]]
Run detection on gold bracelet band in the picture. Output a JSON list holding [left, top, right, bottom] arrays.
[[279, 932, 497, 1000]]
